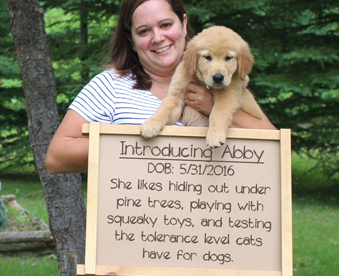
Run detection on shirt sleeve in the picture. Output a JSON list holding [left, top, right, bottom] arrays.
[[68, 71, 116, 124]]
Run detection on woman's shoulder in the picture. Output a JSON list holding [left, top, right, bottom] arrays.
[[86, 69, 133, 83], [102, 68, 135, 81], [87, 69, 121, 83], [78, 69, 134, 96]]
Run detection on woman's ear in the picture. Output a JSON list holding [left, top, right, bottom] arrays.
[[182, 39, 197, 77], [183, 13, 188, 37], [238, 42, 254, 81]]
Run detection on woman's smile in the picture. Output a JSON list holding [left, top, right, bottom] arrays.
[[152, 45, 172, 53]]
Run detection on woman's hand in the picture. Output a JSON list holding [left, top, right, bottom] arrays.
[[185, 83, 214, 116], [184, 82, 275, 130]]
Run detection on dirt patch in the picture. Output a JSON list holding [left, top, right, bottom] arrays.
[[0, 207, 41, 232], [0, 194, 49, 232], [0, 195, 53, 252]]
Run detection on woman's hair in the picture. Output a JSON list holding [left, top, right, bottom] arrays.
[[103, 0, 194, 90]]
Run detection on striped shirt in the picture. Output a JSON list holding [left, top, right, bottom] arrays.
[[69, 70, 181, 126]]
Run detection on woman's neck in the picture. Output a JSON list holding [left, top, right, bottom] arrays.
[[145, 70, 174, 100], [146, 70, 173, 87]]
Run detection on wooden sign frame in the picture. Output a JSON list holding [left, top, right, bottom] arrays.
[[77, 123, 292, 276]]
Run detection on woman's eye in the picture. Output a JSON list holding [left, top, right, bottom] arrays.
[[205, 55, 212, 61], [161, 23, 172, 29], [138, 29, 149, 35], [225, 56, 233, 62]]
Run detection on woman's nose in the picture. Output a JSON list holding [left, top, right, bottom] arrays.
[[152, 29, 164, 43]]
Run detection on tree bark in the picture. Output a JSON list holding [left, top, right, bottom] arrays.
[[6, 0, 86, 275], [80, 0, 89, 83]]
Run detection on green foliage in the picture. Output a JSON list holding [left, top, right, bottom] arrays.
[[0, 0, 119, 172], [0, 0, 32, 173], [41, 0, 121, 107]]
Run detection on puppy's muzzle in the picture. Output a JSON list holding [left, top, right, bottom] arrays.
[[212, 73, 225, 85]]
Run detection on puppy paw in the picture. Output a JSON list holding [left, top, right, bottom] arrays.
[[141, 117, 165, 139], [206, 130, 227, 148]]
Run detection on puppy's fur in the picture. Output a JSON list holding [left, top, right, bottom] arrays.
[[141, 26, 263, 148]]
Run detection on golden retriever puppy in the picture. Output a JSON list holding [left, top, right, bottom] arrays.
[[141, 26, 263, 148]]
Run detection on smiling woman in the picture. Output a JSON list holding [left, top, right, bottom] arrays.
[[45, 0, 275, 175]]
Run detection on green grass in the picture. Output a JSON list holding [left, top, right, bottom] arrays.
[[0, 250, 59, 276], [1, 176, 49, 223], [0, 175, 59, 275], [292, 153, 339, 276], [293, 200, 339, 275], [0, 154, 339, 275]]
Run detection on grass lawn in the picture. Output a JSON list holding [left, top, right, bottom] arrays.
[[0, 250, 59, 276], [291, 154, 339, 275], [0, 154, 338, 275], [293, 198, 339, 275]]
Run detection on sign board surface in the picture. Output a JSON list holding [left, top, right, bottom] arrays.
[[77, 124, 292, 276]]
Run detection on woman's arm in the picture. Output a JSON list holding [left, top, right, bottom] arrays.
[[230, 108, 276, 129], [185, 82, 275, 130], [45, 110, 90, 174]]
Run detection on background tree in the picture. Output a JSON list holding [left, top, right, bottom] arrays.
[[0, 0, 120, 173], [6, 0, 86, 275]]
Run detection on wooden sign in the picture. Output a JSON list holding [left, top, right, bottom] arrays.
[[77, 124, 292, 276]]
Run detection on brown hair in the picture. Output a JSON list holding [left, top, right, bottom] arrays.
[[103, 0, 194, 90]]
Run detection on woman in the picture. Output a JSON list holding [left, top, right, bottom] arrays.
[[45, 0, 275, 174]]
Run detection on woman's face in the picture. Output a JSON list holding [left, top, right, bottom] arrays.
[[130, 0, 188, 77]]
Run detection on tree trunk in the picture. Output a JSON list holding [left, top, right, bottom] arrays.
[[80, 0, 89, 83], [6, 0, 86, 275]]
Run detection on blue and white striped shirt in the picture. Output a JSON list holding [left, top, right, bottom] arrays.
[[69, 70, 181, 126]]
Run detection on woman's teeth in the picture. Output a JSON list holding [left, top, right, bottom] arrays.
[[154, 46, 170, 53]]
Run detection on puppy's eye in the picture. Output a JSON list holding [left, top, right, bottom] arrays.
[[225, 56, 233, 62], [204, 55, 212, 61]]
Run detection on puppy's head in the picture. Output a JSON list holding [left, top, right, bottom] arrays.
[[182, 26, 253, 87]]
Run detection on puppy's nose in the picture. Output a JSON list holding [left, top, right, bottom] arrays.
[[213, 73, 224, 84]]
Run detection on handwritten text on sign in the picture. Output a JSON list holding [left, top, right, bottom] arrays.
[[96, 135, 281, 271]]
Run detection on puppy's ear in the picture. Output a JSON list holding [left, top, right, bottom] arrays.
[[238, 42, 254, 81], [182, 40, 198, 77]]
